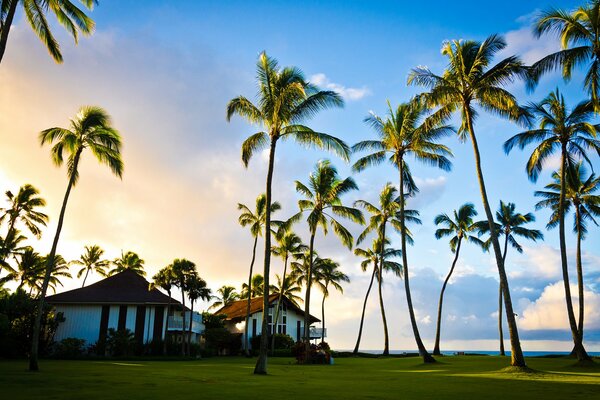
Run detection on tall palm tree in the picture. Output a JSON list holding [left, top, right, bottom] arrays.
[[290, 160, 363, 353], [0, 0, 97, 64], [354, 183, 421, 355], [227, 52, 348, 375], [432, 203, 485, 356], [535, 163, 600, 347], [532, 1, 600, 110], [352, 238, 402, 355], [109, 251, 145, 276], [504, 89, 599, 363], [71, 245, 108, 287], [408, 34, 530, 367], [209, 285, 240, 310], [270, 231, 307, 352], [150, 265, 176, 355], [31, 105, 123, 371], [313, 258, 349, 343], [237, 193, 280, 356], [353, 100, 452, 363], [171, 258, 197, 356], [185, 275, 211, 355], [475, 201, 543, 356]]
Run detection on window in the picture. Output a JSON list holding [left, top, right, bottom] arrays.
[[268, 301, 287, 336]]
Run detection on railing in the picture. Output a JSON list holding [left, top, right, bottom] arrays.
[[167, 313, 204, 333], [309, 327, 326, 339]]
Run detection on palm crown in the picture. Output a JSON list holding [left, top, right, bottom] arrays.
[[0, 184, 48, 239], [110, 251, 145, 276], [434, 203, 485, 252], [238, 194, 281, 238]]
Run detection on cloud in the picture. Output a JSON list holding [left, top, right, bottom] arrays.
[[407, 176, 447, 209], [309, 73, 371, 101], [500, 24, 560, 66]]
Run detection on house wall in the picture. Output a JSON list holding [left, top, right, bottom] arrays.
[[241, 301, 308, 348]]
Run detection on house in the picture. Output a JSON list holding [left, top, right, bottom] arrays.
[[214, 294, 322, 347], [45, 270, 204, 351]]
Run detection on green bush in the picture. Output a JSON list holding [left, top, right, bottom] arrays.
[[106, 328, 136, 357], [250, 333, 295, 352], [203, 328, 241, 355], [52, 337, 86, 359]]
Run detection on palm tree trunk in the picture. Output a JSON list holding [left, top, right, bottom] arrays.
[[244, 235, 258, 357], [379, 225, 390, 355], [180, 292, 187, 356], [81, 268, 90, 288], [254, 139, 277, 375], [164, 293, 171, 355], [398, 161, 435, 363], [188, 301, 194, 356], [321, 290, 326, 343], [271, 253, 289, 354], [303, 231, 316, 359], [29, 150, 81, 371], [464, 112, 525, 367], [499, 234, 509, 356], [353, 264, 377, 354], [558, 148, 590, 362], [433, 237, 462, 356], [0, 0, 18, 64], [575, 206, 584, 343]]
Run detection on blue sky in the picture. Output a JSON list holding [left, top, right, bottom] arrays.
[[1, 0, 598, 352]]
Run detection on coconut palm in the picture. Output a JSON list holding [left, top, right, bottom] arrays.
[[270, 231, 307, 352], [0, 229, 26, 275], [504, 89, 600, 363], [237, 193, 281, 356], [270, 273, 303, 307], [41, 254, 71, 294], [150, 265, 176, 355], [0, 0, 97, 64], [71, 245, 108, 287], [185, 274, 211, 355], [353, 100, 453, 363], [535, 163, 600, 347], [408, 34, 530, 367], [475, 201, 543, 356], [240, 274, 264, 299], [354, 183, 421, 355], [227, 52, 348, 374], [109, 251, 145, 277], [432, 203, 485, 356], [532, 1, 600, 110], [352, 238, 402, 354], [13, 247, 43, 291], [209, 285, 240, 310], [313, 258, 349, 343], [32, 105, 123, 371], [170, 258, 197, 356], [289, 160, 363, 353]]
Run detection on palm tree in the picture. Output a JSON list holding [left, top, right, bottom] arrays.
[[227, 52, 348, 375], [313, 258, 349, 343], [408, 34, 530, 367], [532, 1, 600, 110], [475, 201, 543, 356], [150, 265, 176, 355], [354, 183, 421, 355], [185, 275, 211, 355], [352, 238, 402, 355], [353, 100, 452, 363], [41, 254, 71, 294], [13, 247, 43, 291], [209, 285, 240, 310], [535, 163, 600, 347], [504, 89, 599, 363], [432, 203, 485, 356], [290, 160, 363, 354], [270, 274, 303, 307], [32, 105, 123, 371], [240, 274, 264, 299], [170, 258, 197, 356], [0, 0, 96, 64], [270, 231, 307, 353], [109, 251, 145, 276], [71, 245, 108, 287], [0, 229, 26, 276], [237, 193, 280, 356]]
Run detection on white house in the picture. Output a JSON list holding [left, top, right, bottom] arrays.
[[215, 294, 322, 348], [46, 270, 204, 352]]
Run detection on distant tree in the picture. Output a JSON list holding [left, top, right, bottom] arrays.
[[170, 258, 196, 356], [109, 251, 145, 277], [270, 273, 303, 307], [209, 285, 240, 310], [240, 274, 264, 299], [150, 265, 176, 355], [313, 258, 349, 343], [185, 274, 211, 355], [72, 245, 108, 287]]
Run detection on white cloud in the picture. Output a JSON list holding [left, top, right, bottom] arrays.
[[500, 24, 561, 66], [309, 73, 371, 101], [510, 245, 562, 281]]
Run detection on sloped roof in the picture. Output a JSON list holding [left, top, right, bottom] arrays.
[[214, 294, 319, 323], [46, 269, 185, 308]]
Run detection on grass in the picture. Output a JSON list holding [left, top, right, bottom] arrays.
[[1, 356, 599, 399]]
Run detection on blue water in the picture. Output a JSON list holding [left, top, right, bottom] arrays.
[[350, 350, 600, 357]]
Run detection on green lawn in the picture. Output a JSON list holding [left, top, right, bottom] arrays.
[[1, 356, 599, 399]]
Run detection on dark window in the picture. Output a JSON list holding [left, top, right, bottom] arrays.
[[252, 319, 257, 337], [153, 306, 164, 341], [118, 305, 127, 331]]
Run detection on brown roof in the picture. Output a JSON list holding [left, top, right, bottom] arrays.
[[214, 294, 319, 323], [46, 269, 186, 308]]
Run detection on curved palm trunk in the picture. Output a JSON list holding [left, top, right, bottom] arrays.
[[558, 149, 590, 362], [303, 231, 316, 358], [163, 292, 172, 355], [465, 113, 525, 367], [398, 162, 435, 363], [379, 225, 390, 355], [0, 0, 18, 64], [244, 236, 259, 357], [321, 289, 327, 343], [499, 234, 509, 356], [433, 237, 462, 355], [29, 150, 81, 371], [353, 264, 377, 354], [271, 253, 289, 353], [254, 140, 277, 375], [180, 292, 187, 356], [81, 269, 90, 288]]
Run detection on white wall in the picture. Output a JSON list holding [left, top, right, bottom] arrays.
[[242, 302, 309, 347], [54, 305, 102, 345]]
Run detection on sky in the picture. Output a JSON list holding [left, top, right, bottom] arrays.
[[1, 0, 599, 352]]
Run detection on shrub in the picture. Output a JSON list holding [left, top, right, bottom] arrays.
[[203, 328, 241, 355], [106, 328, 136, 357], [293, 341, 331, 364], [250, 333, 295, 353], [52, 337, 86, 359]]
